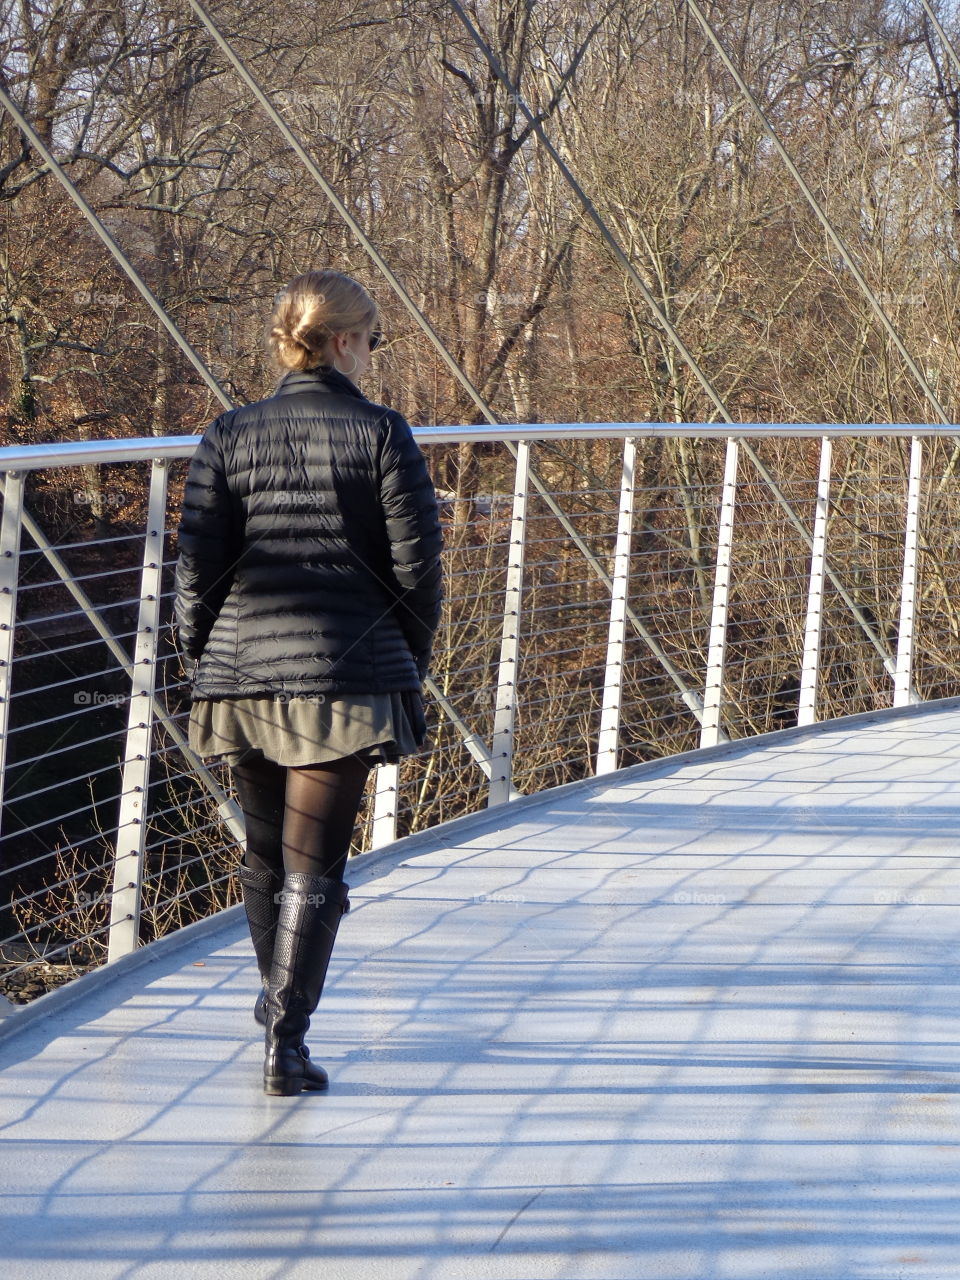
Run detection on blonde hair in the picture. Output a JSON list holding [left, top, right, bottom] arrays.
[[268, 270, 378, 372]]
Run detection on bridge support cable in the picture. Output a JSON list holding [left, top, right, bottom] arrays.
[[184, 0, 718, 756], [0, 469, 246, 967], [918, 0, 960, 75], [0, 46, 499, 823], [684, 0, 949, 429], [0, 54, 486, 830], [184, 0, 497, 431], [444, 0, 907, 714], [910, 0, 960, 491], [0, 85, 233, 412], [0, 85, 247, 882], [684, 1, 945, 683], [0, 82, 505, 824], [1, 26, 617, 802], [444, 0, 733, 427], [197, 0, 903, 749]]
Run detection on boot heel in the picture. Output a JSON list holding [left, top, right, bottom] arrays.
[[264, 1074, 305, 1096]]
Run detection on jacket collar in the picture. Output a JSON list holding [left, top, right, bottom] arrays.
[[275, 366, 365, 400]]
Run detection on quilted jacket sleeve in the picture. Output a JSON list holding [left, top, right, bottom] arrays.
[[378, 410, 444, 678], [173, 418, 238, 662]]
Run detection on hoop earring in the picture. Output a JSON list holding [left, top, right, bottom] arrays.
[[339, 351, 359, 378]]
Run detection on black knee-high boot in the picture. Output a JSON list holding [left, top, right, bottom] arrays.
[[238, 863, 349, 1027], [264, 872, 351, 1095], [237, 863, 281, 1027]]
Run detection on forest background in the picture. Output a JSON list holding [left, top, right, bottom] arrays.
[[5, 0, 960, 434], [3, 0, 960, 984]]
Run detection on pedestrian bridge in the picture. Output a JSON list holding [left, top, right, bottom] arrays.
[[2, 699, 958, 1280]]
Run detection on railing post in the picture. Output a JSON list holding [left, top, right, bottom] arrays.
[[0, 471, 24, 818], [489, 440, 531, 806], [798, 437, 831, 726], [894, 436, 923, 708], [371, 763, 399, 848], [700, 439, 739, 749], [108, 459, 168, 962], [596, 437, 637, 775]]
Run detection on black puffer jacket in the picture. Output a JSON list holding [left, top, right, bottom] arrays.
[[173, 367, 443, 700]]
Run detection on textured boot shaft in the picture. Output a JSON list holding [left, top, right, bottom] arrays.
[[266, 873, 350, 1051], [238, 863, 282, 981]]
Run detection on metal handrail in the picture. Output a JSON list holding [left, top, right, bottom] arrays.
[[0, 423, 955, 1001], [0, 421, 957, 472]]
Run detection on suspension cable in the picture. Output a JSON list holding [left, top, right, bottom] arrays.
[[445, 0, 734, 426], [184, 0, 724, 723], [0, 22, 708, 738], [444, 0, 898, 673], [185, 0, 500, 429], [0, 82, 232, 411], [913, 0, 960, 486], [918, 0, 960, 78], [0, 3, 908, 707], [685, 0, 950, 427]]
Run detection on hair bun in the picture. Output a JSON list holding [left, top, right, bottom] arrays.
[[268, 271, 377, 372]]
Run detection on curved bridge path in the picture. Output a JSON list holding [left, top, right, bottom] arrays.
[[2, 701, 960, 1279]]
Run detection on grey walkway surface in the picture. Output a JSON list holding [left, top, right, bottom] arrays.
[[3, 703, 960, 1279]]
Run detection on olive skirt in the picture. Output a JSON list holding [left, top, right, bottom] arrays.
[[188, 690, 425, 768]]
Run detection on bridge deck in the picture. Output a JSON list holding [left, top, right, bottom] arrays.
[[2, 703, 960, 1279]]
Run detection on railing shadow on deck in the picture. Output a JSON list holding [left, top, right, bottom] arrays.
[[2, 700, 960, 1276]]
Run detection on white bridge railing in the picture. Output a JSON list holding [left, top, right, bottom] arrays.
[[1, 423, 957, 999]]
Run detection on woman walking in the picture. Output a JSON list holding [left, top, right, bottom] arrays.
[[174, 270, 443, 1095]]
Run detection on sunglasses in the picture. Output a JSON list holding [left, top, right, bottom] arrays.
[[368, 329, 383, 351]]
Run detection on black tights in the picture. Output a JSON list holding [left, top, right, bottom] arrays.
[[231, 753, 373, 882]]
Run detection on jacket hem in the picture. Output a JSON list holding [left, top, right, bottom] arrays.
[[189, 682, 424, 701]]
